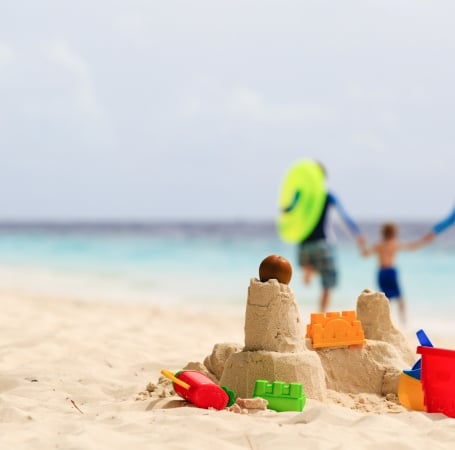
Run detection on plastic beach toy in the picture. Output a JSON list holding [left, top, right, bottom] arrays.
[[306, 310, 365, 348], [161, 369, 232, 410], [397, 372, 425, 411], [404, 329, 433, 379], [253, 380, 306, 412], [398, 329, 433, 411], [277, 159, 327, 243], [417, 346, 455, 417]]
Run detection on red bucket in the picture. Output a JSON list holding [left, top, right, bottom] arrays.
[[417, 345, 455, 417]]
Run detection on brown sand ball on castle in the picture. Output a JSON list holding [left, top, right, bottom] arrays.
[[259, 254, 293, 285]]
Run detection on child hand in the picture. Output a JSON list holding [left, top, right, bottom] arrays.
[[422, 232, 435, 244]]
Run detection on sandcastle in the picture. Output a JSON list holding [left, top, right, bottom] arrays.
[[204, 260, 416, 401], [217, 278, 326, 400]]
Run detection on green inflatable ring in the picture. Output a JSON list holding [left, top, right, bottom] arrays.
[[277, 160, 327, 243]]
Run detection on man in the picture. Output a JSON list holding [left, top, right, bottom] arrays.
[[284, 163, 365, 312]]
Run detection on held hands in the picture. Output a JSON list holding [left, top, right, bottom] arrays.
[[356, 235, 369, 256], [422, 232, 435, 244]]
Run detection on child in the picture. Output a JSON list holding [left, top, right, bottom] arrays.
[[361, 223, 431, 324]]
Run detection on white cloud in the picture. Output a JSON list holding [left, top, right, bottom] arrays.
[[225, 87, 335, 124], [44, 40, 103, 118], [178, 85, 335, 125], [226, 88, 266, 116]]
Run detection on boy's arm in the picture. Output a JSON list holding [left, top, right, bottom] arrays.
[[398, 236, 430, 251], [361, 243, 379, 257]]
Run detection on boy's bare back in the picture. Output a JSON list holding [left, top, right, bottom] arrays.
[[367, 239, 399, 268], [362, 222, 430, 268]]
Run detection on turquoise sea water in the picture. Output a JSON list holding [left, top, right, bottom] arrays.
[[0, 221, 453, 333]]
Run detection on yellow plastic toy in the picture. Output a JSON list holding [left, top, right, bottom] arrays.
[[397, 372, 425, 411], [398, 329, 431, 412], [306, 311, 365, 348]]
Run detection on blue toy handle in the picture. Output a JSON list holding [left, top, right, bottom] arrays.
[[416, 329, 433, 348], [409, 329, 434, 372]]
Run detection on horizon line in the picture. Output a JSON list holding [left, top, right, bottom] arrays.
[[0, 217, 436, 225]]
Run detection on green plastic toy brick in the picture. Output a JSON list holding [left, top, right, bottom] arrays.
[[253, 380, 306, 412]]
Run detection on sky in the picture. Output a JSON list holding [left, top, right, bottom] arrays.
[[1, 1, 454, 222]]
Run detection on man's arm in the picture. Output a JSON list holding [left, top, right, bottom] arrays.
[[329, 193, 365, 247], [329, 193, 362, 236], [432, 205, 455, 235]]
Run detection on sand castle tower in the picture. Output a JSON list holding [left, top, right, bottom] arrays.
[[212, 257, 416, 401], [218, 256, 326, 400]]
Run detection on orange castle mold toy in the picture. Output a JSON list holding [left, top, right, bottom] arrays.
[[306, 310, 365, 349], [161, 369, 234, 410]]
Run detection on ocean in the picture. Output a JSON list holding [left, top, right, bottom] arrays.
[[0, 221, 453, 335]]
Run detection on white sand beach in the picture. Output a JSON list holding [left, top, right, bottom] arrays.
[[1, 288, 455, 450]]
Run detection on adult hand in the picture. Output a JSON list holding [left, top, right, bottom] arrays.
[[356, 235, 366, 248], [422, 232, 435, 243]]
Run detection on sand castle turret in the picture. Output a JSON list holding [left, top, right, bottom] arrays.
[[356, 289, 415, 363], [219, 258, 326, 400], [308, 289, 416, 395], [244, 278, 305, 353]]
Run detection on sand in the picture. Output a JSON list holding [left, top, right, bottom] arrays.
[[2, 289, 455, 450]]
